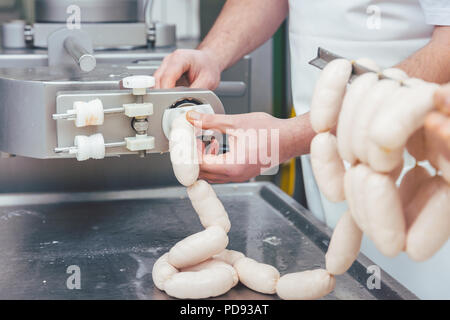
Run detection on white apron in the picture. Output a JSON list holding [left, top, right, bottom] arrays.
[[288, 0, 450, 299]]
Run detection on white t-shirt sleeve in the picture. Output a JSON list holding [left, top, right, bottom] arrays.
[[419, 0, 450, 25]]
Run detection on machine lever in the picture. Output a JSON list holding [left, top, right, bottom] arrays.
[[214, 81, 247, 97], [64, 36, 97, 73]]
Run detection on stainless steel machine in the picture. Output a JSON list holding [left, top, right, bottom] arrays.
[[0, 0, 416, 300], [0, 0, 250, 116], [0, 0, 250, 188]]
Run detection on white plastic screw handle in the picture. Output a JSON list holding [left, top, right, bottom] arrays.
[[122, 75, 156, 89]]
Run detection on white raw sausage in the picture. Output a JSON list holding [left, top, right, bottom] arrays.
[[337, 73, 378, 164], [182, 258, 239, 287], [343, 168, 360, 231], [344, 165, 371, 234], [213, 249, 246, 266], [355, 58, 380, 72], [405, 176, 450, 261], [164, 267, 235, 299], [187, 180, 231, 233], [310, 132, 346, 202], [381, 68, 409, 81], [364, 170, 406, 257], [152, 253, 179, 291], [168, 226, 229, 269], [169, 115, 199, 187], [367, 142, 404, 173], [234, 257, 280, 294], [276, 269, 335, 300], [369, 84, 438, 151], [352, 79, 400, 164], [326, 211, 363, 275], [310, 58, 352, 133]]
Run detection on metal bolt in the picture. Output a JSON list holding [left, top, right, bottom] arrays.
[[24, 25, 34, 44], [132, 118, 149, 134], [147, 24, 156, 48]]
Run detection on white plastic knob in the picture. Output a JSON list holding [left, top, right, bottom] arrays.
[[122, 76, 155, 95], [73, 135, 90, 161], [74, 133, 106, 161], [71, 99, 104, 127]]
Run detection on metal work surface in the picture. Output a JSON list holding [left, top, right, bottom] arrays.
[[0, 182, 416, 300]]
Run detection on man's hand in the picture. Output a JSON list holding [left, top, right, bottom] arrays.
[[425, 84, 450, 160], [186, 111, 315, 183], [154, 49, 222, 90], [434, 83, 450, 115], [188, 111, 283, 183], [153, 0, 288, 90]]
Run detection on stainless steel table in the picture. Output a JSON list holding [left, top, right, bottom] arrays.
[[0, 182, 417, 300]]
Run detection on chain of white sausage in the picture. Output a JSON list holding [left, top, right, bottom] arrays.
[[310, 58, 449, 274], [155, 114, 281, 299], [156, 114, 337, 300], [156, 64, 449, 299]]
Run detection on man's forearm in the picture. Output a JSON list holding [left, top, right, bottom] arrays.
[[198, 0, 289, 72], [397, 26, 450, 84], [280, 113, 316, 162]]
